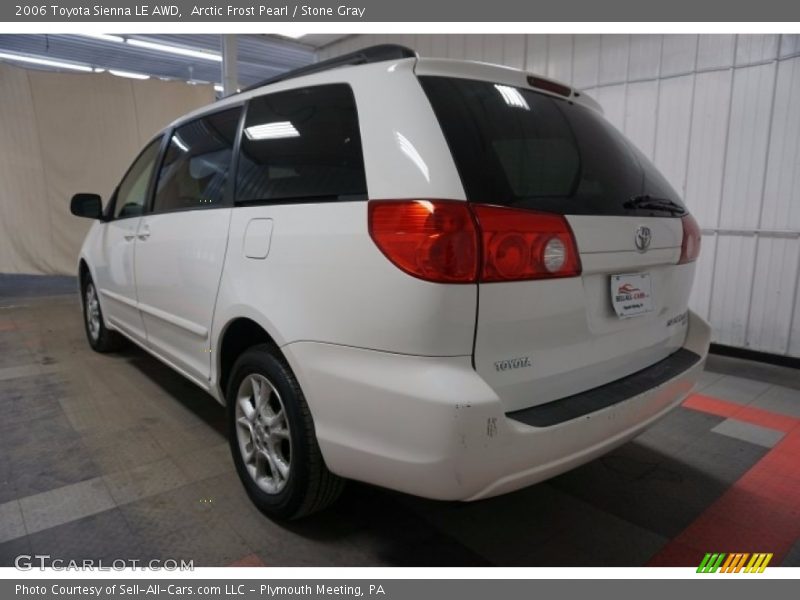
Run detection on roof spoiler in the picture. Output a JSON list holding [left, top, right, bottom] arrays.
[[240, 44, 418, 93]]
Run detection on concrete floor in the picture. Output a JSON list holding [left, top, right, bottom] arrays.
[[1, 275, 799, 567]]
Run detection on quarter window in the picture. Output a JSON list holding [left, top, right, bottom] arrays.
[[113, 137, 162, 219], [153, 107, 242, 213], [236, 84, 367, 204]]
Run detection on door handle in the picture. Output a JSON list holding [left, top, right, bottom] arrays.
[[137, 225, 150, 241], [123, 234, 135, 241]]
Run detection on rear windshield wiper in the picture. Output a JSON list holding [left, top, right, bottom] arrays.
[[623, 195, 686, 215]]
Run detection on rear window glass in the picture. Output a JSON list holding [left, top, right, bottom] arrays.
[[236, 84, 367, 204], [419, 76, 686, 217]]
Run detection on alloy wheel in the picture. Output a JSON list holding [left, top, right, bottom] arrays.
[[234, 373, 292, 494], [85, 283, 101, 341]]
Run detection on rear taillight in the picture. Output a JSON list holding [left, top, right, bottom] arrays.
[[679, 213, 701, 264], [471, 204, 582, 282], [368, 200, 581, 283], [368, 200, 478, 283]]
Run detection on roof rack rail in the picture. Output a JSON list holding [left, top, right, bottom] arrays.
[[240, 44, 417, 93]]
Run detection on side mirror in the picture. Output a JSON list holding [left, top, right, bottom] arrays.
[[70, 193, 103, 219]]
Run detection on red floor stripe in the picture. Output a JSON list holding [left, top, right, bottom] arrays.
[[683, 393, 798, 433], [648, 394, 800, 567]]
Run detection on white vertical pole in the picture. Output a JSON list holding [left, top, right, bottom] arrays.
[[222, 34, 238, 97]]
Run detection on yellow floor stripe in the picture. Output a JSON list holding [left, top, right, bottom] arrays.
[[749, 554, 766, 573], [758, 554, 773, 573]]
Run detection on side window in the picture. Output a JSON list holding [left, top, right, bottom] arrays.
[[236, 84, 367, 204], [114, 137, 162, 219], [153, 107, 242, 213]]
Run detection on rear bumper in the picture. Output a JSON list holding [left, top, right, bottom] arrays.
[[507, 347, 702, 428], [284, 310, 712, 501]]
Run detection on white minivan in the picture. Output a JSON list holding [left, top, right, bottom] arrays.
[[71, 45, 711, 519]]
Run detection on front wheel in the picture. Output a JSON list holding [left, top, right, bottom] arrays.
[[227, 345, 344, 519], [81, 276, 123, 352]]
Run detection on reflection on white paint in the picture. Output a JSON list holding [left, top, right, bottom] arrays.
[[395, 131, 430, 182]]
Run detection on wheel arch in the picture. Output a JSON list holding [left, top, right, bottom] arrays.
[[216, 316, 289, 404], [77, 257, 102, 310], [78, 258, 91, 287]]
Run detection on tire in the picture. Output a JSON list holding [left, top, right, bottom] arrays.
[[227, 344, 344, 519], [81, 275, 123, 353]]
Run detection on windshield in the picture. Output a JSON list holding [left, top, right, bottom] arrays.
[[419, 76, 686, 217]]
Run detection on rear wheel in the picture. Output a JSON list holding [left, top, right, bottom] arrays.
[[81, 275, 122, 352], [227, 345, 344, 519]]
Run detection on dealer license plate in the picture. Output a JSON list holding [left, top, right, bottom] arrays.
[[610, 273, 654, 318]]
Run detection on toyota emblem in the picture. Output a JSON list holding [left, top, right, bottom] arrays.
[[634, 225, 652, 252]]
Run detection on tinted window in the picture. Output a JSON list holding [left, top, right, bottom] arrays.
[[419, 76, 686, 217], [236, 84, 366, 204], [153, 108, 241, 213], [114, 137, 162, 219]]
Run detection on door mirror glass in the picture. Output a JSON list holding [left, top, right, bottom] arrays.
[[70, 193, 103, 219]]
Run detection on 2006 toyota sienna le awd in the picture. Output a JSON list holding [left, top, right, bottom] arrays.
[[70, 45, 711, 519]]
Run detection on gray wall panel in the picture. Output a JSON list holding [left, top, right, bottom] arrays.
[[546, 35, 574, 83], [761, 56, 800, 231], [747, 237, 800, 354], [599, 35, 629, 85], [624, 80, 659, 159], [697, 34, 736, 71], [709, 234, 757, 348], [660, 34, 697, 77], [719, 62, 776, 231], [654, 74, 694, 195], [736, 34, 780, 66], [628, 34, 662, 80], [525, 34, 549, 74], [594, 84, 627, 131], [684, 69, 732, 228], [572, 34, 601, 89]]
